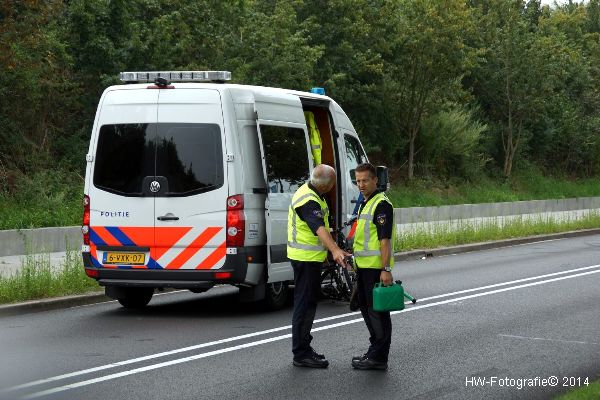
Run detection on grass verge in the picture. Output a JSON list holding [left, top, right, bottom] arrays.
[[0, 248, 100, 304], [395, 212, 600, 251], [387, 170, 600, 208], [555, 378, 600, 399], [2, 212, 600, 305]]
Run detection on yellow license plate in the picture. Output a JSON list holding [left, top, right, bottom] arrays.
[[103, 252, 146, 265]]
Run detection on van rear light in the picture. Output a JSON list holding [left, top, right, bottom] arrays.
[[85, 269, 99, 278], [82, 195, 90, 246], [215, 272, 231, 280], [226, 194, 245, 247]]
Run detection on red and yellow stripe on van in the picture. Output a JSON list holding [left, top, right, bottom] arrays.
[[89, 226, 226, 270]]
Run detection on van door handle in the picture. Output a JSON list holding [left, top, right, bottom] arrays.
[[157, 213, 179, 221], [351, 198, 358, 204]]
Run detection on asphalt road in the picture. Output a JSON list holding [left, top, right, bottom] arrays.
[[1, 235, 599, 400]]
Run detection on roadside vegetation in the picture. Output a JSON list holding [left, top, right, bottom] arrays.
[[395, 212, 600, 251], [0, 248, 99, 304], [556, 379, 600, 400], [2, 1, 600, 230]]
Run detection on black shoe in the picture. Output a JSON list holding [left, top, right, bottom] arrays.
[[351, 353, 368, 363], [293, 356, 329, 368], [351, 357, 387, 370], [310, 347, 325, 360]]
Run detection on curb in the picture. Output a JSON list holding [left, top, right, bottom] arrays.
[[2, 228, 600, 317], [0, 292, 110, 317]]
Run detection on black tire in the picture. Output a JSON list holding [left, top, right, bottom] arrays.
[[264, 281, 289, 310], [117, 288, 154, 309]]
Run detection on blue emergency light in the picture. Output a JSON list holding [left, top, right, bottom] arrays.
[[310, 87, 325, 95]]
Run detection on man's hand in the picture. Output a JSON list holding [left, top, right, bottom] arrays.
[[316, 226, 351, 268], [380, 270, 393, 286], [332, 248, 352, 269]]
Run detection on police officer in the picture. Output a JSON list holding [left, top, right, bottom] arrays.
[[351, 163, 395, 370], [288, 164, 350, 368]]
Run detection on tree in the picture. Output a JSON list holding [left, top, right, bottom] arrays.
[[471, 0, 572, 177], [382, 0, 475, 179]]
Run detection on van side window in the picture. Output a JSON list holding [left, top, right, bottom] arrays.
[[260, 125, 310, 193], [94, 124, 155, 195], [344, 135, 367, 184], [156, 123, 223, 195]]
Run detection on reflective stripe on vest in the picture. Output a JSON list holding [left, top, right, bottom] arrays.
[[353, 192, 394, 268], [287, 183, 330, 262]]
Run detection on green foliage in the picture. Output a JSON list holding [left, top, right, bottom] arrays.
[[0, 169, 83, 230], [2, 0, 600, 222], [556, 378, 600, 400], [418, 105, 488, 179], [0, 248, 100, 304], [387, 167, 600, 208], [395, 211, 600, 251]]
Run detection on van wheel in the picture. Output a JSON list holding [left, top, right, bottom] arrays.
[[264, 282, 289, 310], [117, 288, 154, 309]]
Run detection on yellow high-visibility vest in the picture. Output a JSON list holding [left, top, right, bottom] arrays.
[[287, 183, 329, 262], [305, 111, 322, 166], [353, 192, 394, 269]]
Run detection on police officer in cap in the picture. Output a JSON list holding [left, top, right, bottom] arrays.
[[351, 163, 395, 370], [288, 164, 351, 368]]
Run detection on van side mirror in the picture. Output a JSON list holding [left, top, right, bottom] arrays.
[[350, 169, 356, 185], [376, 166, 389, 192]]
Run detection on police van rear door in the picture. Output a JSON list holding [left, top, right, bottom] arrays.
[[254, 92, 311, 282], [89, 89, 158, 269], [153, 88, 227, 270]]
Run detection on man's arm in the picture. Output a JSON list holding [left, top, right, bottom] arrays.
[[374, 201, 394, 285], [379, 238, 393, 285]]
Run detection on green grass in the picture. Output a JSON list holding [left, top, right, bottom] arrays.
[[0, 169, 83, 230], [395, 212, 600, 251], [388, 170, 600, 208], [0, 248, 100, 304], [555, 378, 600, 399]]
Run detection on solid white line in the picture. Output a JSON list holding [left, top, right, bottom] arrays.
[[6, 263, 600, 393], [498, 334, 599, 346], [21, 267, 600, 399]]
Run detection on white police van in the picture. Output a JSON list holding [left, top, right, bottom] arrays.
[[82, 71, 382, 309]]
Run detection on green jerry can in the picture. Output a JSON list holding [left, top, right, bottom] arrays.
[[373, 282, 405, 312]]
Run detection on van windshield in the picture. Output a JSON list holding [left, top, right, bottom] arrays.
[[94, 123, 223, 196]]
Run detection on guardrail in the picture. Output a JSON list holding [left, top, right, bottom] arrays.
[[2, 197, 600, 257]]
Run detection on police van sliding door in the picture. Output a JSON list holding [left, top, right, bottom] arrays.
[[255, 92, 311, 283]]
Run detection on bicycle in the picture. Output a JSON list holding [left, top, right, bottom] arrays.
[[320, 217, 357, 301]]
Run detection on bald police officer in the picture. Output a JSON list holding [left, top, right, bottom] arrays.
[[288, 164, 350, 368]]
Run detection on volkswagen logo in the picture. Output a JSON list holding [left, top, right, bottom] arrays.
[[149, 181, 161, 193]]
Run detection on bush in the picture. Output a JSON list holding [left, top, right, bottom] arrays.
[[417, 105, 488, 179]]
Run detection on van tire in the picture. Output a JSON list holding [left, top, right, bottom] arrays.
[[264, 281, 289, 310], [116, 288, 154, 309]]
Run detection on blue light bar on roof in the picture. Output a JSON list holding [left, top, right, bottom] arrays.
[[310, 87, 325, 95]]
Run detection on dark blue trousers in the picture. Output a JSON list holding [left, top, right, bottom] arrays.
[[357, 268, 392, 362], [291, 260, 322, 360]]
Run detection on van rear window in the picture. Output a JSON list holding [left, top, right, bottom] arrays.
[[94, 123, 223, 196], [156, 123, 223, 195], [94, 124, 154, 195]]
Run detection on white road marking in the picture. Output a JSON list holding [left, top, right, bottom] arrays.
[[17, 266, 600, 399], [498, 334, 599, 346], [10, 263, 599, 392]]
